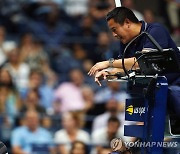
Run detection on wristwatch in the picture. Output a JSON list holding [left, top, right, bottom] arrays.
[[109, 58, 115, 67]]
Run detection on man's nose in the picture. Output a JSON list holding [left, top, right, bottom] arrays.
[[112, 32, 118, 37]]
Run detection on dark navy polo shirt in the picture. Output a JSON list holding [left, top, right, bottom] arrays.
[[118, 21, 180, 58], [118, 21, 180, 84]]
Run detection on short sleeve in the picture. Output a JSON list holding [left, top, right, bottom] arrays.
[[11, 128, 23, 147], [54, 130, 69, 144], [144, 25, 169, 49]]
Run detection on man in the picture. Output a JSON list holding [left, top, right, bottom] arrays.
[[92, 116, 133, 154], [88, 7, 180, 86], [54, 68, 86, 113], [92, 98, 128, 132], [11, 110, 54, 154]]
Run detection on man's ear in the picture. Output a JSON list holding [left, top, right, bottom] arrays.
[[124, 18, 131, 28]]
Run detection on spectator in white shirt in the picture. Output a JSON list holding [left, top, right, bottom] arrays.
[[3, 45, 30, 91], [54, 111, 91, 154]]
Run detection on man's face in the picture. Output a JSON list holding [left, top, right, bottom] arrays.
[[25, 111, 39, 131], [108, 18, 131, 44], [108, 121, 120, 134]]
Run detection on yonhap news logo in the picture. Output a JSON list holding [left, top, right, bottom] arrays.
[[110, 138, 123, 151], [110, 138, 178, 150], [124, 141, 178, 148]]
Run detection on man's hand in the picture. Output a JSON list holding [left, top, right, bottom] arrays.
[[94, 71, 109, 86], [88, 61, 109, 76]]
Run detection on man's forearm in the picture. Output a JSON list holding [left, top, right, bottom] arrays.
[[12, 147, 27, 154], [112, 57, 139, 70], [88, 57, 139, 76], [104, 68, 124, 75]]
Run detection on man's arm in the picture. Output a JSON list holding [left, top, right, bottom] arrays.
[[111, 57, 138, 70], [88, 57, 138, 76], [12, 146, 27, 154], [94, 68, 124, 86]]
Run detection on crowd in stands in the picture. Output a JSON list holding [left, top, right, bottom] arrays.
[[0, 0, 179, 153]]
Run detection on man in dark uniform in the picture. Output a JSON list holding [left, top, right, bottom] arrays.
[[88, 7, 179, 84], [88, 7, 180, 118]]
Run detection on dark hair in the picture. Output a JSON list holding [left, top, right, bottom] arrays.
[[27, 88, 41, 99], [70, 141, 88, 154], [108, 116, 120, 126], [106, 7, 139, 25], [29, 69, 43, 79], [0, 68, 16, 90]]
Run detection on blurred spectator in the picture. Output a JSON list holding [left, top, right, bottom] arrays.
[[28, 5, 70, 50], [0, 26, 7, 66], [54, 111, 90, 154], [94, 82, 130, 105], [54, 68, 87, 113], [0, 26, 6, 45], [81, 85, 105, 131], [0, 68, 21, 147], [166, 0, 180, 34], [165, 0, 180, 46], [0, 68, 22, 124], [73, 15, 98, 53], [48, 46, 81, 80], [89, 0, 111, 20], [20, 89, 46, 116], [0, 115, 12, 149], [89, 0, 111, 32], [92, 98, 125, 132], [91, 116, 133, 154], [63, 44, 100, 90], [143, 9, 155, 23], [19, 32, 49, 70], [64, 0, 89, 17], [70, 141, 89, 154], [90, 31, 110, 63], [72, 43, 88, 62], [20, 69, 56, 114], [81, 85, 95, 113], [41, 115, 55, 135], [0, 0, 26, 33], [89, 31, 119, 63], [121, 0, 144, 21], [80, 58, 103, 92], [11, 110, 54, 154], [3, 44, 30, 91]]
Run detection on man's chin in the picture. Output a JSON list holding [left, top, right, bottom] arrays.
[[121, 40, 126, 44], [122, 39, 129, 44], [118, 38, 126, 44], [116, 37, 127, 44]]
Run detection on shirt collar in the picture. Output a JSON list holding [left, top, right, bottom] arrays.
[[140, 20, 147, 33]]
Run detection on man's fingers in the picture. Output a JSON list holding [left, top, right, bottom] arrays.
[[88, 69, 95, 76], [88, 65, 98, 76], [95, 77, 102, 86], [88, 68, 96, 76], [88, 68, 93, 76]]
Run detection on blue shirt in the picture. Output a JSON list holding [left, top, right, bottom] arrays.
[[118, 21, 180, 84], [11, 126, 53, 153]]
